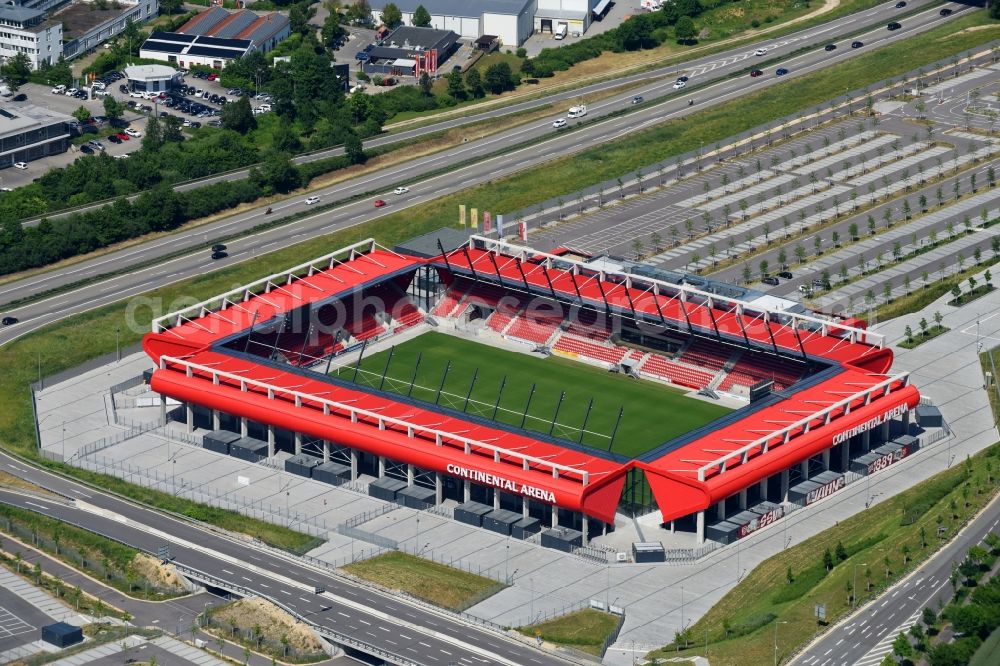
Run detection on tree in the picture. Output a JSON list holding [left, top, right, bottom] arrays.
[[142, 115, 163, 152], [892, 632, 913, 660], [484, 62, 516, 95], [72, 106, 92, 123], [675, 16, 697, 44], [221, 95, 256, 134], [904, 325, 913, 343], [823, 547, 834, 571], [418, 71, 433, 96], [102, 96, 126, 123], [918, 317, 928, 335], [951, 284, 962, 301], [252, 151, 301, 194], [322, 10, 346, 48], [835, 541, 847, 561], [381, 3, 403, 28], [446, 70, 465, 99], [465, 67, 484, 98], [160, 0, 183, 13], [412, 4, 432, 27], [0, 52, 31, 89], [759, 259, 769, 278], [344, 131, 365, 164]]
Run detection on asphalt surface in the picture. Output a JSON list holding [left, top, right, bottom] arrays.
[[0, 3, 973, 349], [790, 491, 1000, 666], [0, 585, 50, 652], [17, 0, 948, 224], [0, 451, 572, 666]]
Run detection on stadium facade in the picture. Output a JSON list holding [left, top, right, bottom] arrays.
[[143, 235, 921, 546]]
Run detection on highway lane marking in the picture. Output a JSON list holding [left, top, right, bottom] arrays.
[[3, 9, 947, 312], [337, 612, 350, 618], [280, 589, 291, 595], [380, 626, 390, 632], [69, 489, 91, 498], [242, 576, 252, 582], [420, 642, 432, 648], [358, 619, 370, 625], [835, 639, 844, 646], [221, 569, 234, 575], [299, 597, 311, 603], [24, 501, 51, 510]]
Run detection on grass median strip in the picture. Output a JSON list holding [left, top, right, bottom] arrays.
[[645, 442, 1000, 666], [343, 551, 503, 611], [517, 608, 621, 656]]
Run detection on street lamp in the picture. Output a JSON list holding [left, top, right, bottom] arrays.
[[852, 563, 868, 609], [773, 620, 788, 666]]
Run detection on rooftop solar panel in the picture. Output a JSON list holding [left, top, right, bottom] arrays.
[[196, 35, 252, 48], [140, 41, 187, 54], [149, 30, 196, 43], [186, 45, 251, 58]]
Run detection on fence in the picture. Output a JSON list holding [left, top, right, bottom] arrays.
[[74, 455, 330, 538], [0, 516, 178, 598], [202, 615, 328, 663]]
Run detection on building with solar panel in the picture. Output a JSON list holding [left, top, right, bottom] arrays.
[[139, 7, 290, 70]]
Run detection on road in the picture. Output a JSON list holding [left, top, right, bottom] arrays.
[[0, 3, 972, 348], [17, 0, 946, 222], [791, 491, 1000, 666], [0, 451, 572, 666]]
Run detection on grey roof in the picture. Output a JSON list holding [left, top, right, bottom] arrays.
[[394, 227, 471, 259], [211, 10, 256, 39], [382, 25, 457, 50], [374, 0, 533, 18], [0, 5, 44, 23]]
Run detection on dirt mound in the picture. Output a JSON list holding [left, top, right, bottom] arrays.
[[212, 597, 324, 653], [128, 553, 188, 593]]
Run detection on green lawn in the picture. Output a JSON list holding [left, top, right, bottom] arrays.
[[333, 332, 729, 457], [343, 551, 502, 611], [517, 608, 621, 656]]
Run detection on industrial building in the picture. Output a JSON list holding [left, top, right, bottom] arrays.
[[0, 102, 72, 169], [370, 0, 534, 48], [139, 7, 289, 69]]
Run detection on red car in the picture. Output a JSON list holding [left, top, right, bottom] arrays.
[[750, 69, 764, 77], [374, 199, 387, 208], [117, 132, 130, 140], [207, 73, 218, 81]]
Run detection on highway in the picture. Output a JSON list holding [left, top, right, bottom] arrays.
[[17, 0, 948, 227], [0, 3, 972, 350], [0, 450, 571, 666], [791, 491, 1000, 666]]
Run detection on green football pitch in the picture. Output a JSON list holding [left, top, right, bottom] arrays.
[[331, 332, 731, 458]]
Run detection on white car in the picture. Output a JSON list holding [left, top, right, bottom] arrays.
[[129, 90, 144, 98], [552, 118, 567, 129], [393, 186, 409, 195], [124, 128, 142, 138], [304, 196, 320, 205], [51, 84, 66, 94], [65, 88, 78, 96], [672, 80, 686, 89], [13, 162, 27, 170], [754, 48, 768, 56]]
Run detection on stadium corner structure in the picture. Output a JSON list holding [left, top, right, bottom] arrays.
[[143, 235, 920, 547]]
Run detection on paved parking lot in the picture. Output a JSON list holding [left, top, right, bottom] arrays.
[[0, 585, 52, 653]]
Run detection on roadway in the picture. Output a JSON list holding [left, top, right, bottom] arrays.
[[0, 451, 572, 666], [790, 491, 1000, 666], [17, 0, 947, 222], [0, 2, 972, 348]]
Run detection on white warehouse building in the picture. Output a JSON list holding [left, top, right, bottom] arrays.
[[371, 0, 535, 48]]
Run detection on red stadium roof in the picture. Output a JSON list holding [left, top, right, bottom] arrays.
[[144, 238, 918, 526]]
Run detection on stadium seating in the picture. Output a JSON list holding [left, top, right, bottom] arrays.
[[639, 354, 715, 390], [679, 339, 730, 372], [564, 310, 613, 341], [486, 310, 515, 334], [506, 314, 560, 345], [718, 351, 804, 392], [432, 290, 464, 317], [552, 335, 628, 365]]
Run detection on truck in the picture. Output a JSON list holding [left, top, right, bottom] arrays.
[[554, 22, 568, 40], [567, 105, 587, 118]]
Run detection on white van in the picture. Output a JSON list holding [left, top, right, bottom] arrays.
[[554, 22, 568, 40], [567, 105, 587, 118]]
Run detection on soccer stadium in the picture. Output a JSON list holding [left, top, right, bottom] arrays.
[[142, 231, 925, 551]]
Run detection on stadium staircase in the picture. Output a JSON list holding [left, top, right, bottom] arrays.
[[708, 349, 744, 390], [717, 350, 805, 393]]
